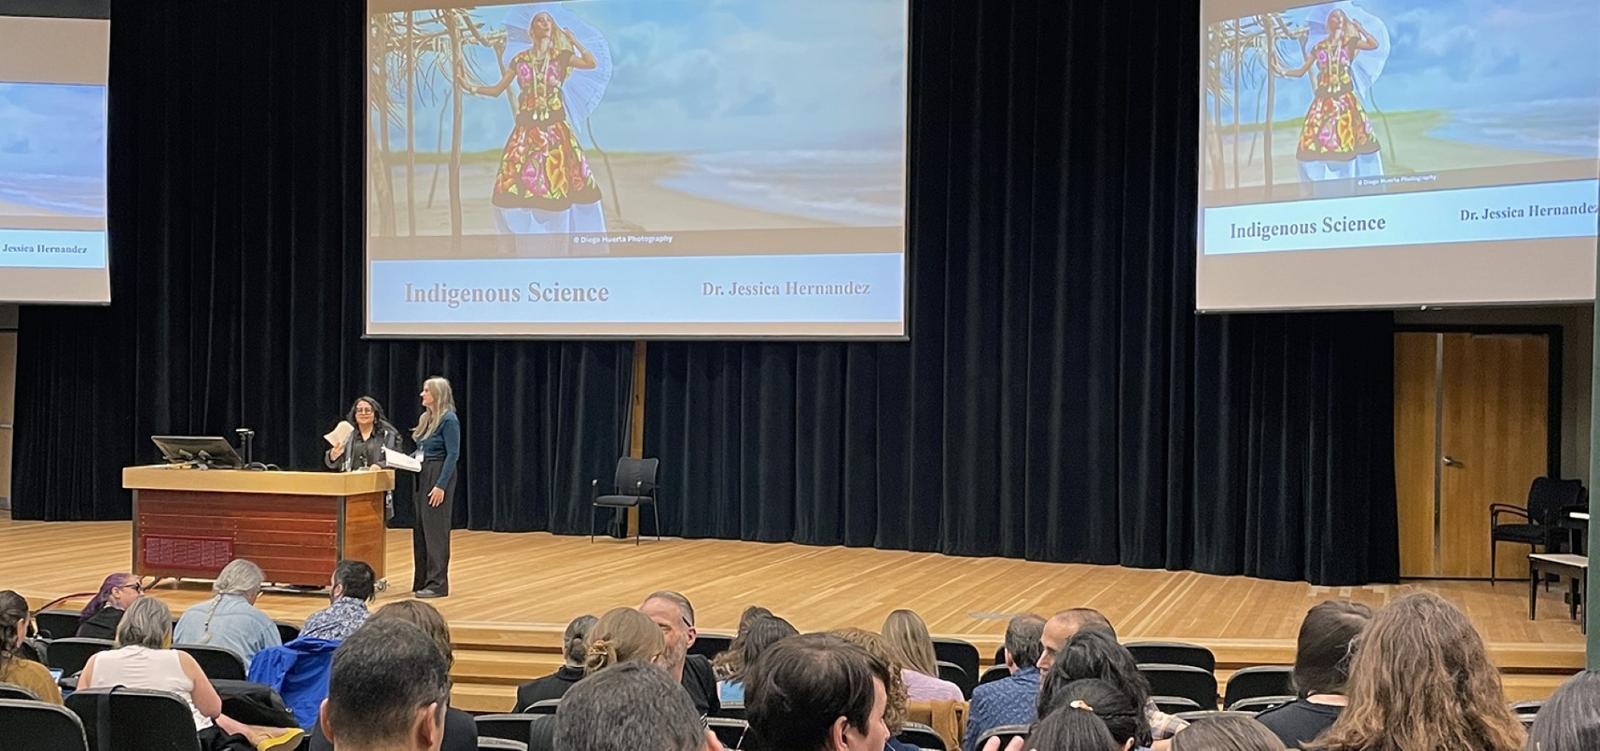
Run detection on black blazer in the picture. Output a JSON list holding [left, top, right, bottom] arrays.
[[517, 665, 585, 711]]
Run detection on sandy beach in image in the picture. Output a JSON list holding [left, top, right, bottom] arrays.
[[370, 152, 835, 238], [0, 197, 70, 217]]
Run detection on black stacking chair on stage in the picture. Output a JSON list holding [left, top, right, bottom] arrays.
[[1490, 477, 1585, 586], [590, 457, 661, 545]]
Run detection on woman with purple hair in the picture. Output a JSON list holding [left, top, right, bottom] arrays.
[[77, 572, 144, 639]]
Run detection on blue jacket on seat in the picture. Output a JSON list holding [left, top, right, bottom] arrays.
[[246, 637, 341, 730]]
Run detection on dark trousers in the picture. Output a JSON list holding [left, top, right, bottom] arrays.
[[413, 458, 456, 593]]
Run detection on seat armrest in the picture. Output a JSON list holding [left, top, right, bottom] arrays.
[[1490, 504, 1530, 525]]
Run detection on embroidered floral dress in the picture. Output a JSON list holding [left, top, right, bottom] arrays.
[[1296, 39, 1380, 162], [492, 47, 602, 210]]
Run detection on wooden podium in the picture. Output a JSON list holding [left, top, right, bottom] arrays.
[[122, 466, 394, 587]]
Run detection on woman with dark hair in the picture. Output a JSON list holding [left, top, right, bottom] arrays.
[[77, 572, 143, 639], [1037, 631, 1166, 747], [517, 613, 597, 709], [325, 396, 400, 472], [1256, 599, 1373, 747], [1170, 716, 1285, 751], [1026, 702, 1122, 751], [1306, 592, 1524, 751], [1033, 678, 1149, 751], [1524, 670, 1600, 750], [718, 615, 798, 702], [0, 590, 61, 703], [713, 605, 775, 679]]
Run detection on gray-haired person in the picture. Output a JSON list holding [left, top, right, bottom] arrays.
[[174, 558, 283, 667], [555, 661, 725, 751]]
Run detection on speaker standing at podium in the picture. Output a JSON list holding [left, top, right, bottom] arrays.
[[412, 377, 460, 599]]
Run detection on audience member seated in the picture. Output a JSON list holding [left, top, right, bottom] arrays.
[[717, 614, 797, 703], [80, 596, 299, 750], [746, 633, 892, 751], [516, 613, 596, 710], [1169, 715, 1284, 751], [1305, 592, 1524, 751], [0, 590, 62, 703], [1526, 670, 1600, 750], [880, 608, 963, 702], [319, 618, 451, 751], [830, 628, 918, 751], [1037, 608, 1113, 673], [1030, 677, 1150, 751], [1039, 630, 1178, 746], [555, 661, 726, 751], [1022, 700, 1122, 751], [174, 559, 283, 669], [1254, 599, 1372, 748], [963, 613, 1045, 751], [1038, 610, 1185, 742], [309, 601, 476, 751], [712, 605, 775, 680], [300, 560, 376, 641], [77, 572, 143, 639], [642, 590, 722, 715], [585, 606, 666, 674]]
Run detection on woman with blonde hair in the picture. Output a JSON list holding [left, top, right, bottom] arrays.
[[1307, 591, 1524, 751], [583, 607, 664, 675], [881, 608, 962, 702], [411, 376, 460, 599]]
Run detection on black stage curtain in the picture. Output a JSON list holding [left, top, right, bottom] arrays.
[[644, 0, 1399, 585], [14, 0, 1398, 584], [12, 1, 631, 534]]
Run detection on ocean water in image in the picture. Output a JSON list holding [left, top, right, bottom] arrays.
[[1427, 98, 1600, 157], [660, 149, 906, 226], [0, 173, 105, 216]]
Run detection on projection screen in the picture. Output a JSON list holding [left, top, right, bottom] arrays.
[[364, 0, 909, 338], [1196, 0, 1599, 312], [0, 1, 110, 304]]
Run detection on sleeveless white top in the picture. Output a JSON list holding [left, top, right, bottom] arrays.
[[85, 645, 212, 729]]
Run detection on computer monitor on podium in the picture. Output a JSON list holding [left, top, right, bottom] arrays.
[[150, 435, 244, 469]]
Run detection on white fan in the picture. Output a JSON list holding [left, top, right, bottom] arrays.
[[501, 4, 613, 126]]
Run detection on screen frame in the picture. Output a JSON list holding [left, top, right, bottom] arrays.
[[361, 0, 913, 341]]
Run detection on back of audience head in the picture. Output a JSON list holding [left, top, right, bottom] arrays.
[[1293, 599, 1373, 697], [115, 595, 173, 649], [715, 605, 779, 678], [1308, 591, 1524, 751], [1037, 632, 1152, 747], [1036, 678, 1146, 750], [1027, 700, 1121, 751], [1039, 608, 1114, 672], [828, 627, 910, 736], [81, 572, 141, 620], [728, 615, 798, 682], [562, 613, 599, 667], [321, 618, 450, 751], [746, 633, 891, 751], [1169, 715, 1286, 751], [555, 661, 723, 751], [880, 608, 939, 676], [0, 590, 28, 669], [373, 600, 454, 668], [1525, 670, 1600, 751], [585, 606, 665, 675], [212, 558, 265, 602], [1004, 613, 1046, 671], [331, 559, 377, 602]]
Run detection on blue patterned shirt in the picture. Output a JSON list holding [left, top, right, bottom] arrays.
[[299, 597, 370, 641], [962, 667, 1041, 751]]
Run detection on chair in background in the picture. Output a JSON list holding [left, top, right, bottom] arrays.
[[590, 457, 661, 545], [0, 698, 89, 751], [0, 682, 40, 700], [66, 687, 201, 751], [475, 714, 537, 745], [934, 660, 973, 699], [34, 609, 83, 640], [1227, 695, 1296, 714], [706, 718, 751, 749], [1150, 695, 1205, 715], [524, 698, 561, 715], [1125, 641, 1217, 673], [1174, 709, 1261, 722], [712, 701, 746, 720], [972, 725, 1030, 750], [977, 664, 1010, 686], [931, 638, 980, 690], [274, 620, 301, 644], [1491, 477, 1585, 586], [1140, 663, 1218, 711], [689, 632, 734, 660], [478, 740, 528, 751], [45, 637, 114, 679], [1222, 665, 1294, 709], [175, 644, 248, 681], [897, 722, 947, 750]]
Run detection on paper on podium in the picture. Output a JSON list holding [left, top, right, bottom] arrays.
[[384, 447, 422, 472], [323, 420, 355, 447]]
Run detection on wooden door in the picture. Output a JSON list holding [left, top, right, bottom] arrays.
[[1394, 332, 1550, 578]]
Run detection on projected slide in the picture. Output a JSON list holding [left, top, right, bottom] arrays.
[[1196, 0, 1599, 311], [365, 0, 908, 337], [0, 10, 109, 304]]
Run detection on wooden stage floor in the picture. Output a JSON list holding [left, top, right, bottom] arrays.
[[1, 517, 1584, 709]]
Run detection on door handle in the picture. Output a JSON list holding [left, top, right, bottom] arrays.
[[1442, 455, 1460, 467]]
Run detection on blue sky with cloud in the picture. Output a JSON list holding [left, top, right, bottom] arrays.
[[378, 0, 908, 154], [1212, 0, 1599, 122], [0, 83, 107, 177]]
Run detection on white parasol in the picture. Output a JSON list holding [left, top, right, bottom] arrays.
[[501, 4, 613, 126], [1304, 2, 1391, 96]]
